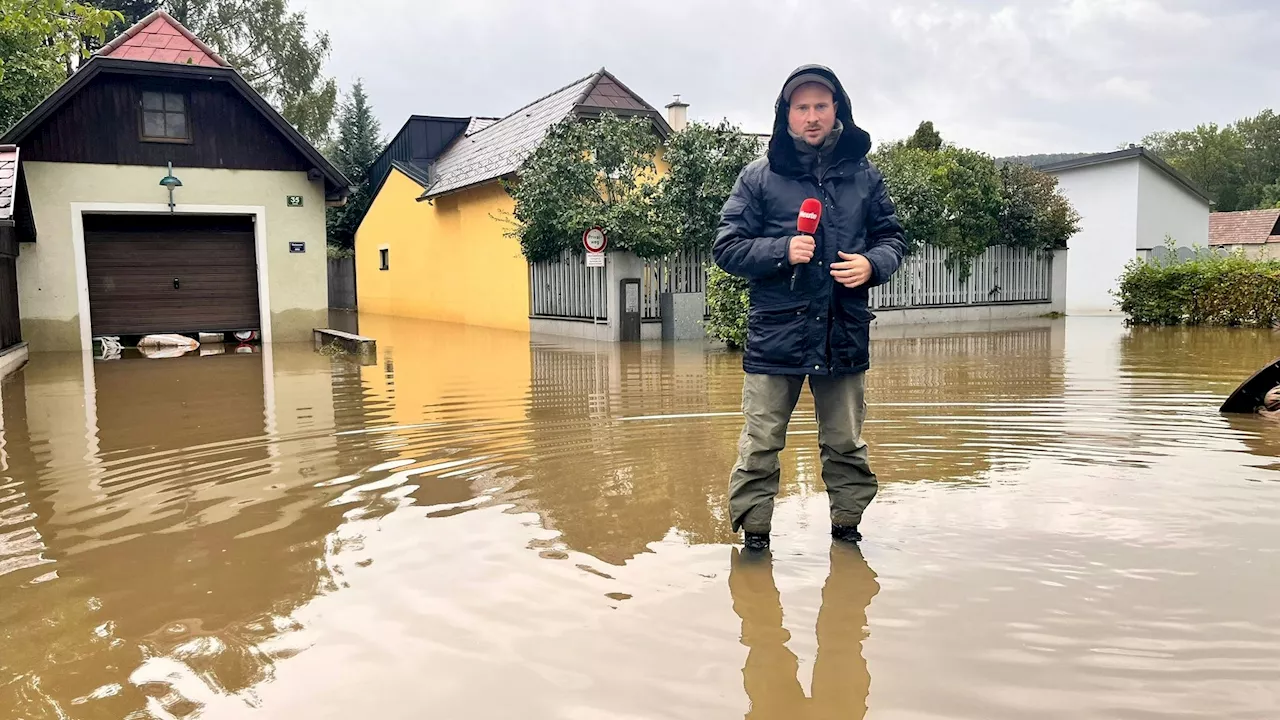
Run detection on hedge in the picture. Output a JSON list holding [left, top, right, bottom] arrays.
[[1116, 244, 1280, 327], [706, 265, 748, 349]]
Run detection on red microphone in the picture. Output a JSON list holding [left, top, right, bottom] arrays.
[[791, 198, 823, 290]]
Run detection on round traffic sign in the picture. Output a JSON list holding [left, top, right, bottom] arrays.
[[583, 226, 607, 253]]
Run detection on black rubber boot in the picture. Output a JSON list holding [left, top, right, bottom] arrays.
[[831, 524, 862, 543], [743, 532, 771, 551]]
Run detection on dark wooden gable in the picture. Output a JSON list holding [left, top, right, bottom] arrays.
[[581, 75, 651, 112], [367, 116, 470, 193], [19, 69, 311, 173]]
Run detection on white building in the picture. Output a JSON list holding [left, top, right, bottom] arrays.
[[1043, 148, 1211, 316]]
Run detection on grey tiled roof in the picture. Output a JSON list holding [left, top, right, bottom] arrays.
[[423, 73, 598, 198], [465, 116, 499, 136], [0, 145, 18, 221]]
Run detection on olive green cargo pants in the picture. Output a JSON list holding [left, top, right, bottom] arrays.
[[729, 372, 876, 534]]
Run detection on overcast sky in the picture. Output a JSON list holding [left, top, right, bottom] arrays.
[[296, 0, 1274, 156]]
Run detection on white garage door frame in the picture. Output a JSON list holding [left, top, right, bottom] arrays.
[[69, 202, 272, 350]]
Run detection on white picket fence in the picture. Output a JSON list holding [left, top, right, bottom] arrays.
[[870, 244, 1051, 309], [528, 248, 606, 320], [642, 247, 710, 320], [528, 244, 1053, 322]]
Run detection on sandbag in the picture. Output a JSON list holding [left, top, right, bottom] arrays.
[[138, 345, 191, 359], [137, 334, 200, 351]]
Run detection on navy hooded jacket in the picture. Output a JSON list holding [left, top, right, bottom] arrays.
[[712, 64, 908, 376]]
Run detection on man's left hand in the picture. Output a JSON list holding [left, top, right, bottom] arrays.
[[831, 252, 873, 288]]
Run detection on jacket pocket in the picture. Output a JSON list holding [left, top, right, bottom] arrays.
[[832, 303, 875, 370], [746, 301, 809, 367]]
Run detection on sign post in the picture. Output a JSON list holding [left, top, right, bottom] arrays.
[[583, 227, 607, 327]]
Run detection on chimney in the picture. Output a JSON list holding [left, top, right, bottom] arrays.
[[665, 94, 689, 132]]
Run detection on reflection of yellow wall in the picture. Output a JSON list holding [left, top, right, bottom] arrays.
[[355, 171, 527, 332], [356, 315, 532, 426]]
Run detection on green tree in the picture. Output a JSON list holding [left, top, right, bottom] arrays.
[[165, 0, 337, 144], [654, 119, 762, 252], [325, 79, 382, 252], [1235, 109, 1280, 210], [869, 145, 947, 250], [85, 0, 158, 49], [904, 120, 943, 152], [0, 0, 121, 131], [999, 162, 1079, 251], [506, 112, 667, 261], [870, 143, 1003, 279], [1259, 182, 1280, 209], [1143, 123, 1245, 210]]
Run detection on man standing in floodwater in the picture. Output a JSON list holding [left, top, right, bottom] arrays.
[[712, 64, 908, 551]]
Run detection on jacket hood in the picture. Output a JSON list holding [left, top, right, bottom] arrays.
[[768, 64, 872, 177]]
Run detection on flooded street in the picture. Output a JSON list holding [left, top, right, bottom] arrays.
[[2, 315, 1279, 719]]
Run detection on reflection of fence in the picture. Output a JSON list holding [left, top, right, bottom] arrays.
[[870, 245, 1051, 309], [641, 247, 709, 320], [872, 328, 1059, 399], [529, 249, 606, 320]]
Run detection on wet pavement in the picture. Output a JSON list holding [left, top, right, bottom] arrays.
[[1, 315, 1278, 719]]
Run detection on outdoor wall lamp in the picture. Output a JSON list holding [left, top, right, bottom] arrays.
[[159, 161, 182, 212]]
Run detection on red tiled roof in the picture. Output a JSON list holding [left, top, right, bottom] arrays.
[[1208, 209, 1280, 246], [97, 10, 229, 68]]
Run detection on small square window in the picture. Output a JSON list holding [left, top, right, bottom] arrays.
[[379, 248, 390, 271], [142, 91, 189, 141]]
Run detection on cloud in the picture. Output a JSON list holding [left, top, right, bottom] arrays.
[[296, 0, 1277, 156], [1100, 77, 1154, 104]]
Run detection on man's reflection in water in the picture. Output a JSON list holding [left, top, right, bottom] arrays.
[[729, 543, 879, 719]]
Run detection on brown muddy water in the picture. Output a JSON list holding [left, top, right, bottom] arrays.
[[2, 315, 1279, 719]]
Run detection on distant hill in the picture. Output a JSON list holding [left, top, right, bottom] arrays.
[[997, 152, 1093, 169]]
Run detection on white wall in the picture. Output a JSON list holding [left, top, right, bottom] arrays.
[[1051, 159, 1139, 316], [1136, 159, 1210, 251]]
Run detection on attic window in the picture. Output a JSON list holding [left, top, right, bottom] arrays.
[[141, 91, 190, 142]]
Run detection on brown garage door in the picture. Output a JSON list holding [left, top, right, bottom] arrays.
[[84, 214, 260, 336]]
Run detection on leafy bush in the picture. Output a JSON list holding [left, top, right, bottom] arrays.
[[505, 112, 665, 262], [654, 120, 763, 252], [869, 141, 1077, 280], [706, 264, 748, 349], [1117, 240, 1280, 326]]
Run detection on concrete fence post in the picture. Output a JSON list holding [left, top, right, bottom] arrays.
[[1051, 248, 1069, 315]]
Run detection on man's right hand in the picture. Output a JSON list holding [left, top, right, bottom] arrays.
[[789, 235, 815, 266]]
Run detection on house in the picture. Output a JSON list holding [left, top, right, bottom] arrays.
[[366, 115, 499, 197], [0, 10, 350, 352], [355, 68, 670, 334], [1, 144, 36, 376], [1042, 147, 1211, 315], [1208, 209, 1280, 260]]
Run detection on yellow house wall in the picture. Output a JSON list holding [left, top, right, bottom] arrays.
[[18, 162, 329, 351], [355, 170, 529, 332]]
